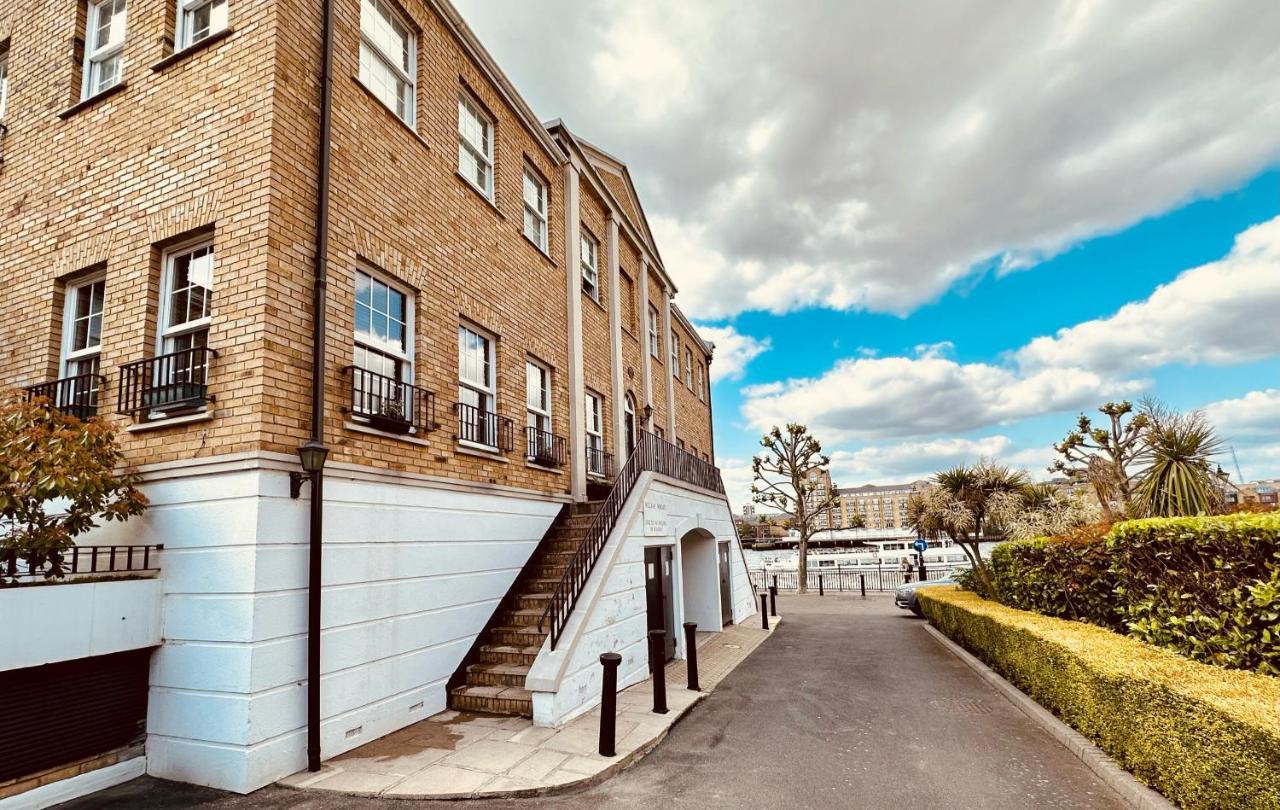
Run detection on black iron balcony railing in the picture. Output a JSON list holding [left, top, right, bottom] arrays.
[[585, 445, 614, 478], [25, 373, 106, 420], [455, 402, 514, 452], [117, 347, 217, 418], [343, 366, 438, 435], [2, 543, 164, 585], [526, 427, 567, 467]]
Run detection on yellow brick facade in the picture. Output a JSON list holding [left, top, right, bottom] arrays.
[[0, 0, 716, 496]]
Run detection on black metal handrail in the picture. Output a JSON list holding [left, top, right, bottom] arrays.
[[539, 431, 726, 649], [526, 427, 567, 466], [585, 445, 614, 478], [1, 543, 164, 584], [117, 346, 217, 417], [455, 402, 514, 452], [343, 366, 438, 435], [25, 373, 106, 420]]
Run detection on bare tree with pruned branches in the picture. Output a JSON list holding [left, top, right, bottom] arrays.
[[751, 424, 838, 594]]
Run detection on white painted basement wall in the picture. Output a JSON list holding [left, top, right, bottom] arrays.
[[86, 452, 565, 793]]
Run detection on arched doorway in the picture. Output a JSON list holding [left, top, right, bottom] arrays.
[[679, 528, 722, 636], [623, 393, 638, 457]]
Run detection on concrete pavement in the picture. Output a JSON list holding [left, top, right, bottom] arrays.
[[64, 594, 1128, 809]]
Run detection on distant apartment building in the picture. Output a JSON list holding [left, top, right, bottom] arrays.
[[1232, 479, 1280, 507], [834, 481, 929, 530], [0, 0, 753, 798]]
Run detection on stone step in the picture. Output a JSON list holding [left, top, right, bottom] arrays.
[[449, 685, 532, 717], [521, 577, 562, 594], [543, 537, 583, 553], [465, 662, 529, 688], [490, 624, 547, 647], [572, 501, 604, 516], [529, 562, 569, 579], [477, 644, 541, 666], [502, 608, 545, 627], [512, 592, 551, 611]]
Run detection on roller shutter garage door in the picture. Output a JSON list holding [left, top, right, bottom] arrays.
[[0, 647, 151, 782]]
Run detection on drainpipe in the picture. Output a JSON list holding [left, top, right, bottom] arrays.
[[307, 0, 336, 774], [706, 349, 716, 465]]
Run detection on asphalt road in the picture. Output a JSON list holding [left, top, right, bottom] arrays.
[[66, 594, 1126, 809]]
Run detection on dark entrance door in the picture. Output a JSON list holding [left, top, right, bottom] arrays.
[[624, 410, 636, 456], [644, 545, 677, 667], [719, 541, 733, 626]]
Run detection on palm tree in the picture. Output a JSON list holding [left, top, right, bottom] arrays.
[[907, 460, 1027, 596], [1134, 409, 1225, 517]]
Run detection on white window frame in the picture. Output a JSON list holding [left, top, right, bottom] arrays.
[[157, 236, 214, 357], [669, 333, 679, 374], [359, 0, 416, 126], [525, 359, 552, 460], [580, 231, 599, 301], [522, 167, 548, 252], [584, 390, 604, 475], [457, 92, 494, 199], [696, 362, 705, 401], [684, 347, 693, 389], [82, 0, 127, 101], [174, 0, 228, 51], [647, 304, 660, 358], [0, 50, 9, 122], [60, 273, 106, 379], [458, 322, 498, 449], [352, 266, 415, 426]]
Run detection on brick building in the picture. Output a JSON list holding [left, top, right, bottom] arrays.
[[0, 0, 752, 797]]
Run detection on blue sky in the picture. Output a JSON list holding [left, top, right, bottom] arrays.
[[709, 171, 1279, 506], [453, 0, 1280, 508]]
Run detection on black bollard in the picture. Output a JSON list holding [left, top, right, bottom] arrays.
[[859, 573, 866, 597], [598, 652, 621, 756], [818, 574, 824, 596], [771, 574, 777, 590], [648, 629, 669, 714], [683, 622, 700, 691], [760, 592, 769, 630], [768, 584, 778, 617]]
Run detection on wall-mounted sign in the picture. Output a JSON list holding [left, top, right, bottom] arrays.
[[643, 498, 668, 536]]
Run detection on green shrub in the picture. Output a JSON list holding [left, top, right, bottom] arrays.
[[984, 513, 1280, 675], [920, 587, 1280, 810]]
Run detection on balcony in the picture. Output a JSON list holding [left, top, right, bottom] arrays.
[[455, 402, 514, 452], [344, 366, 439, 435], [526, 427, 567, 467], [117, 347, 217, 420], [24, 373, 106, 420], [585, 445, 615, 478]]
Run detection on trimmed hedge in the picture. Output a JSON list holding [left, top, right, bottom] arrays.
[[920, 586, 1280, 810], [988, 513, 1280, 675]]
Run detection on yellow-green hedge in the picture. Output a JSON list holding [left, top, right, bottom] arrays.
[[919, 586, 1280, 810]]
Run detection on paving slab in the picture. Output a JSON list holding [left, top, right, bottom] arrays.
[[275, 617, 779, 800]]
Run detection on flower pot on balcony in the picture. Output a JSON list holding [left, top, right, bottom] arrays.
[[366, 402, 412, 434]]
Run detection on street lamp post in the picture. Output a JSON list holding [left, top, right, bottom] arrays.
[[298, 439, 329, 773]]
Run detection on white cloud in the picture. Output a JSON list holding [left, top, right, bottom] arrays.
[[716, 457, 757, 513], [1204, 388, 1280, 440], [741, 354, 1143, 442], [1017, 217, 1280, 373], [829, 436, 1013, 484], [457, 0, 1280, 319], [694, 324, 770, 382]]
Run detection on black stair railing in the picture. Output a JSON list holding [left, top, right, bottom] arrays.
[[538, 431, 725, 649]]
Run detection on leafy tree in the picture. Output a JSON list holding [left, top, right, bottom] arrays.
[[1050, 401, 1149, 521], [0, 395, 148, 582], [751, 424, 837, 593], [907, 460, 1026, 596], [1134, 407, 1225, 517], [845, 511, 866, 530]]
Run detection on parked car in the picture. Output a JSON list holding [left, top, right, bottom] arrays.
[[894, 576, 959, 617]]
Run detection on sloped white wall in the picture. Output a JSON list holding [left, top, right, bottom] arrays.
[[527, 474, 756, 727], [86, 452, 564, 793]]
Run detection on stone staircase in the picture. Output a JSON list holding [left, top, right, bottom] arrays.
[[448, 500, 603, 716]]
